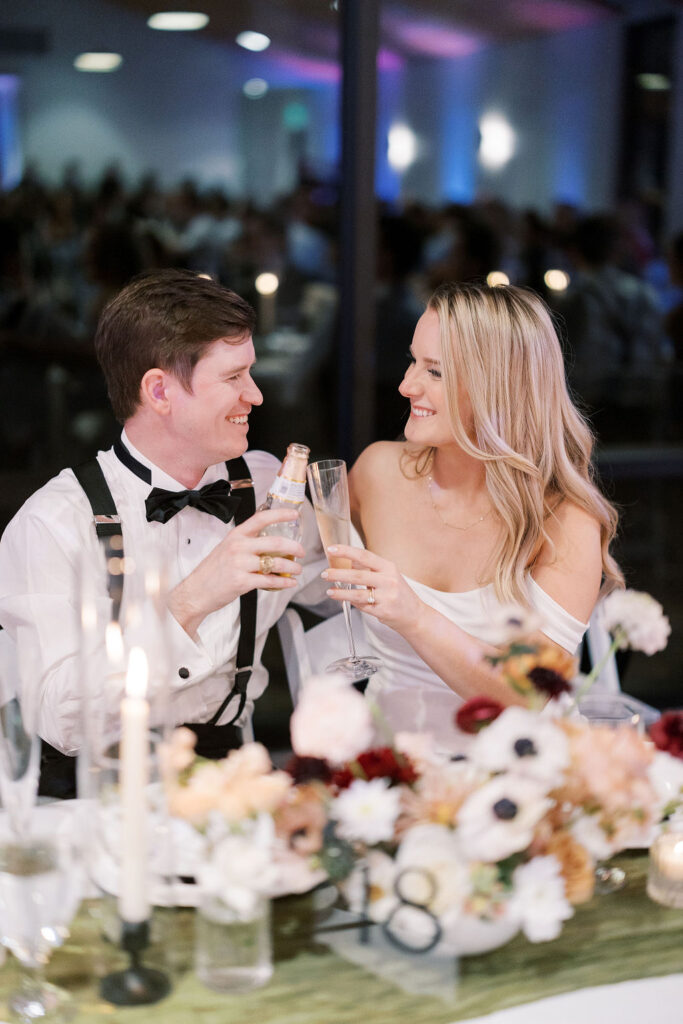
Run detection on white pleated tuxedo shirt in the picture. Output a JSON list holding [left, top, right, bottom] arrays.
[[0, 431, 329, 754]]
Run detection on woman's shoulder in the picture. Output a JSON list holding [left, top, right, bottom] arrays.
[[544, 498, 601, 550], [350, 441, 406, 483]]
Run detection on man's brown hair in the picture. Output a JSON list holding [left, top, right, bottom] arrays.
[[94, 269, 256, 423]]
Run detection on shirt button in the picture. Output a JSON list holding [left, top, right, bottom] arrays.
[[178, 667, 190, 679]]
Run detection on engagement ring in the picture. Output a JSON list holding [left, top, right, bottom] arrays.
[[367, 587, 376, 605]]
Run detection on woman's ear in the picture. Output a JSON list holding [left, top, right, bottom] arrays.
[[139, 368, 171, 415]]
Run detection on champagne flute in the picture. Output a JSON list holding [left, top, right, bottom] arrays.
[[307, 459, 381, 682]]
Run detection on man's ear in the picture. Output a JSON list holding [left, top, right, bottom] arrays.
[[139, 368, 171, 415]]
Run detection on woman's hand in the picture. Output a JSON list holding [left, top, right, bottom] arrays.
[[322, 544, 423, 635]]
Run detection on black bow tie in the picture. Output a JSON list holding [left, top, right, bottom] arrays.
[[145, 480, 241, 525]]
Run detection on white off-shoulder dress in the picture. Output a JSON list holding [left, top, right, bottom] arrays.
[[362, 572, 588, 754]]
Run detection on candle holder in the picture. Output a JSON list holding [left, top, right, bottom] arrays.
[[647, 814, 683, 909], [100, 919, 171, 1005]]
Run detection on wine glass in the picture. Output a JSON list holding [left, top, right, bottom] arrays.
[[578, 692, 643, 893], [307, 459, 381, 682], [0, 641, 41, 839], [0, 823, 83, 1022]]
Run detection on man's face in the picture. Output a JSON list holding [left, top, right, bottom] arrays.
[[165, 335, 263, 466]]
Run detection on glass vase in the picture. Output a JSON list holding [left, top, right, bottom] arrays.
[[195, 888, 272, 993]]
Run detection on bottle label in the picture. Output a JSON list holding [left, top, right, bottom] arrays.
[[268, 476, 306, 504]]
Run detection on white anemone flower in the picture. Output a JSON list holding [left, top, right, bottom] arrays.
[[598, 589, 670, 655], [333, 778, 402, 845], [457, 775, 552, 862], [470, 706, 569, 788], [485, 603, 543, 645], [509, 855, 573, 942]]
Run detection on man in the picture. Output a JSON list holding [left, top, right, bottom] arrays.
[[0, 269, 327, 789]]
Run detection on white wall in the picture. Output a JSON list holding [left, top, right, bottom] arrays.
[[376, 20, 623, 214], [2, 0, 254, 189]]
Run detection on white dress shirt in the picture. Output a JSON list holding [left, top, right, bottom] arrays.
[[0, 431, 328, 754]]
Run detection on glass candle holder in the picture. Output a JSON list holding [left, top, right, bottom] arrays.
[[647, 818, 683, 909]]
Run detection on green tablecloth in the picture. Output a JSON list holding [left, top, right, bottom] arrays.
[[1, 852, 682, 1024]]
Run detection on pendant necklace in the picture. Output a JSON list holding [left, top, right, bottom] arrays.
[[426, 475, 493, 532]]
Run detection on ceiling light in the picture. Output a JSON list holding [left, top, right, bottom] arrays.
[[147, 12, 209, 31], [544, 269, 570, 292], [236, 31, 271, 52], [243, 78, 269, 99], [74, 52, 123, 72], [487, 271, 510, 287], [636, 73, 670, 91]]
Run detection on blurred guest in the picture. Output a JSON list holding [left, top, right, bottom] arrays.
[[559, 214, 671, 440]]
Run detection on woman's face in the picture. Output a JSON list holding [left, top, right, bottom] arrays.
[[399, 309, 473, 446]]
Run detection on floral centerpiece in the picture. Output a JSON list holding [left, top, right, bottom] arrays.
[[163, 588, 680, 958]]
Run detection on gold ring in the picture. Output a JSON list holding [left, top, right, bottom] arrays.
[[259, 553, 275, 574], [367, 587, 376, 605]]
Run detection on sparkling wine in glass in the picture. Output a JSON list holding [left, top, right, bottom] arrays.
[[307, 459, 380, 682]]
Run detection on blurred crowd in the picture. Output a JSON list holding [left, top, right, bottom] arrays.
[[1, 163, 682, 471]]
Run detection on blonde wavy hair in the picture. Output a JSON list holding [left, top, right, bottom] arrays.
[[404, 282, 623, 606]]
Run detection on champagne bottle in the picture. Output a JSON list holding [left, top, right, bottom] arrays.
[[258, 443, 310, 575]]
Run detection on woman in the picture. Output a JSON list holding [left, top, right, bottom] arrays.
[[323, 283, 623, 749]]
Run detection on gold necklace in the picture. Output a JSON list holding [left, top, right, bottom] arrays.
[[426, 475, 493, 531]]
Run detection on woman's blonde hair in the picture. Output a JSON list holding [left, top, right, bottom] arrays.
[[406, 282, 622, 605]]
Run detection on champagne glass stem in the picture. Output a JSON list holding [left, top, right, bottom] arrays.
[[342, 601, 358, 660]]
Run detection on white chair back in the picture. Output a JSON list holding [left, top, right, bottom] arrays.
[[277, 607, 365, 705]]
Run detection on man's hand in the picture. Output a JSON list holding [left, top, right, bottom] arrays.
[[168, 509, 305, 639]]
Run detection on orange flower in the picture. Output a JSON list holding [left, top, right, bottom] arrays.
[[545, 830, 595, 904], [502, 644, 577, 697], [274, 783, 328, 856]]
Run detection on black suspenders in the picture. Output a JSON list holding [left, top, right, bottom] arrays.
[[74, 454, 256, 728]]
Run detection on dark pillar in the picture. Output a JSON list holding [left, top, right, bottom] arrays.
[[338, 0, 379, 462]]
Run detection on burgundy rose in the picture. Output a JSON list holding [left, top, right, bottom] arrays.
[[284, 755, 333, 785], [332, 747, 418, 790], [528, 666, 572, 700], [650, 711, 683, 760], [455, 696, 505, 734]]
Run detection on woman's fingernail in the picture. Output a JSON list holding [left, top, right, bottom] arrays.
[[326, 589, 334, 597], [328, 545, 338, 553], [321, 570, 329, 579]]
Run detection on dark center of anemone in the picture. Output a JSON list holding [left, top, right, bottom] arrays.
[[514, 737, 537, 757], [493, 798, 518, 820]]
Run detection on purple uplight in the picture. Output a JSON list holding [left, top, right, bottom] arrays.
[[270, 51, 341, 84], [509, 1, 607, 33], [383, 13, 485, 58], [378, 48, 404, 73]]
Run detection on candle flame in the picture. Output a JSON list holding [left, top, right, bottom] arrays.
[[105, 622, 125, 664], [81, 602, 97, 631], [126, 647, 148, 699]]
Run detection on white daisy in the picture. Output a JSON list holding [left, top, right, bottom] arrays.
[[332, 777, 401, 845], [509, 855, 573, 942]]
